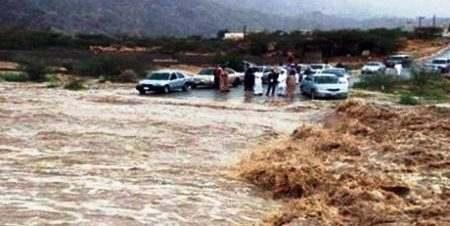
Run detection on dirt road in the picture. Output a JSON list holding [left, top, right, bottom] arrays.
[[0, 83, 327, 225]]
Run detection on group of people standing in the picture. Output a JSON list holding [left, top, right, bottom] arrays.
[[244, 65, 299, 100], [213, 61, 302, 100]]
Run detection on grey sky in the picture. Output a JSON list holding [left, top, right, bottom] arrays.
[[311, 0, 450, 18]]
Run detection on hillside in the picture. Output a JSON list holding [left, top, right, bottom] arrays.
[[0, 0, 294, 37], [1, 0, 449, 37]]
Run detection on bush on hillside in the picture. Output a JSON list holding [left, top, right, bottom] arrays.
[[64, 79, 86, 91], [399, 93, 419, 105], [114, 69, 138, 83], [215, 54, 245, 72], [0, 72, 28, 82], [19, 59, 48, 82], [354, 73, 399, 92]]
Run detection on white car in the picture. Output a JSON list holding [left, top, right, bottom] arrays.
[[309, 64, 332, 73], [425, 58, 450, 73], [193, 67, 243, 88], [361, 62, 386, 74], [300, 73, 349, 99], [322, 68, 351, 83], [136, 69, 193, 94]]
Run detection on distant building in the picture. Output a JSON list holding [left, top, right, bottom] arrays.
[[443, 25, 450, 38], [223, 32, 245, 40]]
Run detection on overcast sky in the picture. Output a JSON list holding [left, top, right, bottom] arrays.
[[320, 0, 450, 18]]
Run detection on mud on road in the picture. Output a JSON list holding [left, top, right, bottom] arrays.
[[0, 83, 327, 225]]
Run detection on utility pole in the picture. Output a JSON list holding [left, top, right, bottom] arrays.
[[243, 25, 247, 40], [432, 15, 437, 27], [418, 16, 425, 28]]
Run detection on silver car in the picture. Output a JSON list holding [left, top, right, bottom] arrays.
[[136, 70, 193, 94], [300, 73, 349, 99]]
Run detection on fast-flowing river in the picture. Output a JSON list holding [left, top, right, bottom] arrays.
[[0, 83, 325, 225]]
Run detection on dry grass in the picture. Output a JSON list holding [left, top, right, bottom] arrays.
[[238, 99, 450, 226], [0, 61, 20, 70], [403, 38, 450, 58]]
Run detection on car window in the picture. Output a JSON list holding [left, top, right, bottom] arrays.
[[255, 67, 264, 72], [305, 76, 312, 81], [314, 76, 339, 84], [199, 68, 214, 75], [176, 72, 185, 78], [433, 60, 448, 64], [148, 73, 170, 80], [367, 62, 381, 66], [323, 70, 344, 77], [225, 68, 235, 74], [170, 73, 177, 80]]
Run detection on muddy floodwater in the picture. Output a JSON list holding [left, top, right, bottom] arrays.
[[0, 83, 327, 225]]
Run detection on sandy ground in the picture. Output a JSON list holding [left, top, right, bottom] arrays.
[[0, 83, 328, 225]]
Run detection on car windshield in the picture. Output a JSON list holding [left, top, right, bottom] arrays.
[[255, 67, 264, 72], [147, 72, 170, 80], [322, 70, 344, 77], [314, 76, 338, 84], [389, 56, 407, 61], [198, 68, 215, 75], [367, 62, 381, 66], [432, 60, 447, 64], [310, 65, 324, 70]]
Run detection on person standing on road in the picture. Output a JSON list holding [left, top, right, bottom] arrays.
[[277, 67, 287, 96], [254, 68, 263, 96], [213, 65, 223, 90], [219, 68, 230, 92], [244, 67, 255, 93], [395, 63, 403, 76], [286, 69, 297, 100], [266, 68, 279, 97]]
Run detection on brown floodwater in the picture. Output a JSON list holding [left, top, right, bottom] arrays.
[[0, 83, 327, 225]]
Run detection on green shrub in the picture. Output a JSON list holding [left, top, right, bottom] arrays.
[[113, 69, 138, 83], [64, 79, 86, 91], [46, 81, 59, 88], [215, 54, 245, 72], [354, 73, 399, 92], [23, 60, 47, 82], [408, 70, 448, 101], [399, 93, 419, 105], [0, 72, 28, 82], [75, 55, 122, 77]]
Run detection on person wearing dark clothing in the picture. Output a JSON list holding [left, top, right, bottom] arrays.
[[266, 69, 279, 97], [304, 67, 313, 76], [244, 68, 255, 92], [213, 66, 222, 90]]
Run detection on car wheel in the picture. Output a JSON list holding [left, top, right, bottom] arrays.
[[182, 83, 191, 92], [310, 89, 317, 99], [163, 85, 170, 94], [300, 86, 306, 95], [232, 78, 240, 87], [138, 89, 146, 95]]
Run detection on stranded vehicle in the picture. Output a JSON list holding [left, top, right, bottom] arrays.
[[385, 54, 412, 68], [300, 73, 349, 99], [361, 61, 386, 74], [425, 58, 450, 73], [136, 69, 193, 94], [192, 67, 243, 88]]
